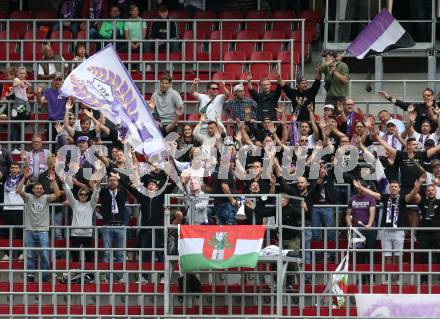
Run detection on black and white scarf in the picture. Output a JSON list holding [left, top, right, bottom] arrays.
[[386, 195, 400, 228]]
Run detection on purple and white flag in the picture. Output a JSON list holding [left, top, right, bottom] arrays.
[[347, 9, 415, 59], [60, 45, 167, 156]]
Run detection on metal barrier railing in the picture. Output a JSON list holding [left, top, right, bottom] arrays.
[[0, 193, 438, 318]]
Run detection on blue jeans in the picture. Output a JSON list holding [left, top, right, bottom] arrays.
[[214, 203, 237, 225], [311, 207, 335, 241], [101, 227, 125, 280], [304, 229, 313, 265], [25, 231, 50, 281], [53, 207, 64, 240], [138, 229, 164, 263]]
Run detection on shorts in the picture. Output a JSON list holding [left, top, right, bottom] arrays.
[[380, 229, 405, 257]]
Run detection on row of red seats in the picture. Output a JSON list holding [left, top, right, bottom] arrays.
[[0, 29, 311, 61], [1, 281, 438, 294], [0, 305, 352, 316]]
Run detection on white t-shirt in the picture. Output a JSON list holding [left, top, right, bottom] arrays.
[[198, 93, 225, 121]]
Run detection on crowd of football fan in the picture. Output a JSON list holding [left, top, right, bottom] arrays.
[[0, 3, 440, 286]]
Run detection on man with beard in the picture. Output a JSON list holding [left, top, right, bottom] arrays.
[[278, 65, 321, 122]]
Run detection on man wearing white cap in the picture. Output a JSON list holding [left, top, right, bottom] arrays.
[[323, 104, 335, 120], [223, 84, 257, 121], [379, 119, 405, 151]]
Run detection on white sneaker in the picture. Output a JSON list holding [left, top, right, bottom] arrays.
[[160, 276, 165, 284], [145, 64, 152, 72], [118, 278, 126, 284], [1, 255, 9, 261], [18, 254, 24, 261], [136, 277, 148, 284], [11, 149, 20, 155]]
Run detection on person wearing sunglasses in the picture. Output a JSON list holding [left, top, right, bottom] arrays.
[[379, 88, 439, 133], [189, 78, 230, 121], [60, 175, 100, 264]]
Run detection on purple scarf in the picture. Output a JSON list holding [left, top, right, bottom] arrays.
[[5, 174, 22, 192], [89, 0, 102, 19], [290, 121, 299, 146], [28, 151, 47, 177]]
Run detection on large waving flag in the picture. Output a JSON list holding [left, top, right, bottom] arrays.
[[60, 45, 167, 156], [347, 9, 415, 59], [178, 225, 265, 272]]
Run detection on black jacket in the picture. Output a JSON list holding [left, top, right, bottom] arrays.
[[309, 168, 337, 204], [281, 79, 321, 122], [99, 186, 127, 224], [149, 19, 178, 39], [119, 178, 173, 226], [395, 99, 439, 132], [249, 84, 282, 121]]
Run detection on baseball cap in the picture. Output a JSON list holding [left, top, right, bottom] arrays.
[[233, 84, 244, 93], [54, 72, 62, 80], [322, 50, 337, 58], [323, 104, 334, 110], [297, 76, 307, 83], [77, 135, 89, 143], [386, 119, 397, 126], [431, 159, 440, 168], [146, 179, 158, 186]]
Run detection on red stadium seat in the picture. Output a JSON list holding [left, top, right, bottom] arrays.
[[219, 11, 243, 34], [210, 30, 233, 60], [245, 10, 270, 36], [272, 11, 296, 33], [212, 72, 236, 81], [50, 30, 73, 55], [299, 10, 322, 24], [169, 10, 190, 19], [0, 31, 20, 61], [9, 10, 33, 19], [262, 30, 286, 58], [23, 30, 47, 60], [193, 11, 216, 32], [288, 30, 312, 60], [236, 30, 259, 59], [223, 51, 246, 77], [249, 51, 273, 76], [183, 30, 206, 60]]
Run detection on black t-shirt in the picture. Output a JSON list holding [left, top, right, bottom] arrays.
[[212, 165, 237, 205], [418, 197, 440, 228], [394, 150, 427, 189], [380, 156, 399, 182], [245, 177, 271, 194], [380, 194, 407, 227]]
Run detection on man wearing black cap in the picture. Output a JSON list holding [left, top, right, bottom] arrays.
[[319, 51, 349, 106], [278, 64, 321, 122]]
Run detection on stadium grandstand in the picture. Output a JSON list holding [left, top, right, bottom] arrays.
[[0, 0, 440, 318]]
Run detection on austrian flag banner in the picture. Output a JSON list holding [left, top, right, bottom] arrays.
[[178, 225, 266, 272]]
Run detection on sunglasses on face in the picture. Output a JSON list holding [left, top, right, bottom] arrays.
[[79, 192, 88, 196], [210, 87, 219, 90], [299, 139, 308, 142]]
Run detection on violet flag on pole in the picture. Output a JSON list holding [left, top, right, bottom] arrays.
[[347, 8, 415, 59], [60, 44, 167, 156]]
